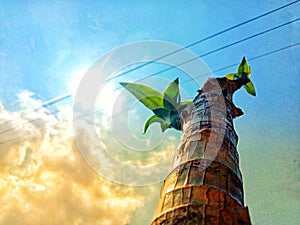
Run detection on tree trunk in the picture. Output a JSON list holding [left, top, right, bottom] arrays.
[[151, 78, 251, 225]]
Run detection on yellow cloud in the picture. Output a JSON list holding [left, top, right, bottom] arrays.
[[0, 94, 144, 225]]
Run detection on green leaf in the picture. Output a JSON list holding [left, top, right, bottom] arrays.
[[120, 79, 195, 133], [159, 122, 169, 132], [238, 57, 251, 78], [163, 78, 180, 102], [248, 66, 251, 77], [120, 82, 163, 110], [225, 73, 238, 80], [243, 80, 256, 96], [152, 108, 171, 121], [163, 94, 177, 112], [143, 114, 167, 133], [163, 78, 180, 110], [170, 111, 181, 130]]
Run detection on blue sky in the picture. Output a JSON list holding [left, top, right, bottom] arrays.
[[0, 1, 299, 225]]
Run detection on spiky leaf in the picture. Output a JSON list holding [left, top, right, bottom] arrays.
[[163, 96, 176, 112], [243, 80, 256, 96], [163, 78, 180, 110], [143, 114, 167, 133], [152, 108, 171, 121], [170, 111, 181, 130], [238, 57, 251, 77], [120, 82, 163, 110], [225, 73, 238, 80], [159, 121, 169, 132], [163, 78, 180, 102]]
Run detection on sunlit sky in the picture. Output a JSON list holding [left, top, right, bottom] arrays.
[[0, 1, 299, 225]]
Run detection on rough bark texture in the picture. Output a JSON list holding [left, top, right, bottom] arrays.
[[151, 78, 251, 225]]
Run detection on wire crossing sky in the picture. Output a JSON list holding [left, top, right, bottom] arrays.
[[0, 1, 299, 225], [1, 3, 298, 134], [0, 42, 300, 144], [131, 18, 299, 83], [106, 0, 300, 81]]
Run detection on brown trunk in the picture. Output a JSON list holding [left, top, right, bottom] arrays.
[[151, 78, 251, 225]]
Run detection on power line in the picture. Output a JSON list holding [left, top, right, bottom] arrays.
[[183, 42, 300, 84], [0, 115, 67, 145], [1, 2, 298, 132], [0, 108, 68, 145], [0, 109, 61, 135], [1, 13, 299, 139], [42, 93, 72, 108], [1, 16, 298, 138], [1, 42, 298, 145], [71, 42, 300, 122], [109, 42, 300, 118], [0, 93, 71, 127], [106, 0, 300, 82], [131, 18, 299, 82]]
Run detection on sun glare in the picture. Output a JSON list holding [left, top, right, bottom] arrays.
[[68, 67, 123, 115], [68, 68, 87, 96]]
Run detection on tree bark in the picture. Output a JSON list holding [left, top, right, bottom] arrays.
[[151, 78, 251, 225]]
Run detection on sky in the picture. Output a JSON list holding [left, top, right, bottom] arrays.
[[0, 0, 299, 225]]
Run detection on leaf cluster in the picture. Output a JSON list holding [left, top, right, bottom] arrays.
[[120, 78, 192, 133], [225, 57, 256, 96]]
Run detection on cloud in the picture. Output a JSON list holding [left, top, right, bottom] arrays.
[[0, 92, 144, 225]]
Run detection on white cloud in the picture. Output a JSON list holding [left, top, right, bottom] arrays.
[[0, 93, 144, 225]]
